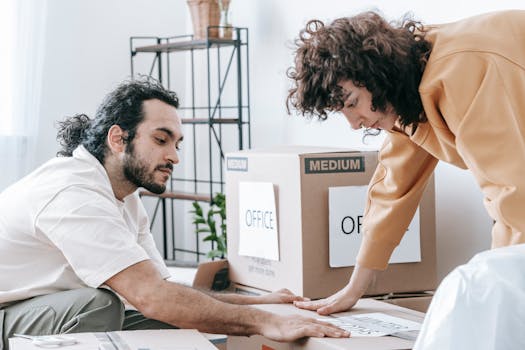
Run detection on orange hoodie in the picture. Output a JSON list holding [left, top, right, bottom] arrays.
[[357, 10, 525, 270]]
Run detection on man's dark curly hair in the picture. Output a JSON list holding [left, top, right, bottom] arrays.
[[286, 11, 432, 130], [56, 78, 179, 163]]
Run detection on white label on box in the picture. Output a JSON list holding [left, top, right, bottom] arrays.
[[238, 182, 280, 261], [328, 186, 421, 267]]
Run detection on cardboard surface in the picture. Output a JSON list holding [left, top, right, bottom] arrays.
[[9, 329, 218, 350], [227, 298, 425, 350], [380, 294, 434, 313], [193, 259, 229, 290], [226, 146, 437, 299]]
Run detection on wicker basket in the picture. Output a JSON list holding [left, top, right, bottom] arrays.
[[187, 0, 220, 39]]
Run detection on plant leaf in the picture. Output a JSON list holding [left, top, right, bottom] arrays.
[[203, 235, 218, 242]]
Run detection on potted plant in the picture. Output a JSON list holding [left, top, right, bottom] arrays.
[[191, 193, 227, 259], [186, 0, 220, 39]]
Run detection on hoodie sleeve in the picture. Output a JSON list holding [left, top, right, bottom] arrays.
[[357, 130, 438, 270]]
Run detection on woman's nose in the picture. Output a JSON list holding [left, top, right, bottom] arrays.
[[343, 112, 362, 130]]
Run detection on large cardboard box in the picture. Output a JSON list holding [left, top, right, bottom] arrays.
[[9, 329, 218, 350], [227, 298, 425, 350], [225, 146, 436, 299]]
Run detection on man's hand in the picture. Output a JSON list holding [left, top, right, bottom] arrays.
[[254, 288, 310, 304], [105, 260, 351, 339], [294, 264, 378, 315], [260, 314, 350, 342]]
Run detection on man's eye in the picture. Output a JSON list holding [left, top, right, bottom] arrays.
[[176, 143, 182, 151], [155, 137, 167, 144]]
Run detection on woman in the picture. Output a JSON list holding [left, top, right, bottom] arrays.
[[287, 10, 525, 315]]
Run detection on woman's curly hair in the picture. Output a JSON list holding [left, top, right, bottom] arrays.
[[286, 11, 432, 129], [56, 77, 179, 163]]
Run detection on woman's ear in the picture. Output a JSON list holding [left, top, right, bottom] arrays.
[[107, 125, 127, 154]]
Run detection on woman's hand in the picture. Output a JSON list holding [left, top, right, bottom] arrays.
[[294, 264, 378, 315], [293, 287, 358, 315]]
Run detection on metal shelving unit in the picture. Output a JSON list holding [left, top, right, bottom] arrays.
[[130, 27, 251, 264]]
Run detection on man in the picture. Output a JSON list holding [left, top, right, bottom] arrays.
[[0, 79, 348, 349]]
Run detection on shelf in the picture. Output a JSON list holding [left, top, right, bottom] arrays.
[[178, 105, 249, 110], [171, 177, 224, 185], [130, 28, 250, 262], [139, 190, 212, 202], [134, 38, 237, 53], [181, 118, 246, 125]]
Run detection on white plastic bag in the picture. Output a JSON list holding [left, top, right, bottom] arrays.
[[414, 244, 525, 350]]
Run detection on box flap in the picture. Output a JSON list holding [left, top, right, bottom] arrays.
[[226, 145, 375, 157]]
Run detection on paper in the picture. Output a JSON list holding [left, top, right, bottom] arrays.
[[238, 182, 280, 261], [318, 312, 421, 338], [328, 186, 421, 267]]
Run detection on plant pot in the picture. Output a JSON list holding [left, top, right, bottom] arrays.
[[186, 0, 220, 39]]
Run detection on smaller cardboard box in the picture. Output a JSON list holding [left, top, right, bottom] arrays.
[[9, 329, 218, 350], [378, 292, 434, 313], [225, 146, 437, 299], [227, 298, 425, 350]]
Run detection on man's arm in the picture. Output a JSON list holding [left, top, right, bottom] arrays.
[[200, 288, 309, 305], [105, 260, 349, 341]]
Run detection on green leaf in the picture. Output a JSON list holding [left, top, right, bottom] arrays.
[[207, 249, 225, 259], [190, 193, 228, 257], [203, 235, 217, 242], [192, 202, 204, 216]]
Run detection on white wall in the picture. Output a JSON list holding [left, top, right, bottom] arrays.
[[36, 0, 188, 250], [34, 0, 523, 280], [37, 0, 187, 165]]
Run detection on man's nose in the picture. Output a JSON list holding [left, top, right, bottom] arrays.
[[166, 147, 180, 165]]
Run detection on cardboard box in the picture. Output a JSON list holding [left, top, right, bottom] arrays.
[[231, 283, 434, 315], [378, 292, 434, 313], [192, 262, 435, 314], [10, 329, 218, 350], [225, 146, 436, 299], [193, 259, 229, 290], [227, 298, 425, 350]]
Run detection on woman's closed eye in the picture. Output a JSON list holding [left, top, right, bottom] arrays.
[[345, 98, 358, 109]]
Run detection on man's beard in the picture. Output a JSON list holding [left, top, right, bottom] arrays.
[[122, 143, 172, 194]]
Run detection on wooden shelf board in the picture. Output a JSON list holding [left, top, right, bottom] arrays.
[[181, 118, 240, 124], [139, 190, 212, 202], [135, 38, 237, 53]]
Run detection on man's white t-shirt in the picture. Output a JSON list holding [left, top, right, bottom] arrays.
[[0, 146, 170, 306]]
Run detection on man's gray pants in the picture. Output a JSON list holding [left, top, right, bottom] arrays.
[[0, 288, 174, 350]]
